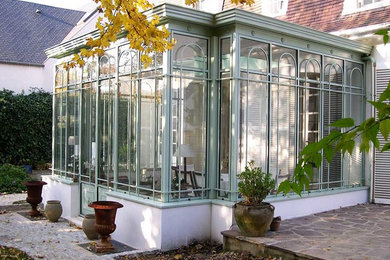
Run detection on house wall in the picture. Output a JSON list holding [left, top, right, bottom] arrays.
[[0, 58, 55, 93]]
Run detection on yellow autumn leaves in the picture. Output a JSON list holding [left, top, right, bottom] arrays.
[[66, 0, 252, 69]]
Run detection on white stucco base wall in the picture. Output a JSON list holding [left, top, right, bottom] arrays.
[[41, 179, 369, 251], [210, 203, 233, 243], [106, 194, 212, 250], [269, 188, 369, 220], [41, 176, 80, 219]]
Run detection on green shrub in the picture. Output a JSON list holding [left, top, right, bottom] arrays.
[[237, 160, 275, 205], [0, 164, 32, 193], [0, 88, 52, 168]]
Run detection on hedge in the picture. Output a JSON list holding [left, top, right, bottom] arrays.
[[0, 88, 52, 168]]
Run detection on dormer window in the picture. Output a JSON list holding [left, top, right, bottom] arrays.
[[262, 0, 288, 17], [343, 0, 390, 15]]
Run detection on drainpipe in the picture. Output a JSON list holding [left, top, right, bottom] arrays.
[[362, 55, 376, 203]]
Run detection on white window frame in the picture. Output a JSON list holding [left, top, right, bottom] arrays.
[[342, 0, 390, 15], [262, 0, 288, 17]]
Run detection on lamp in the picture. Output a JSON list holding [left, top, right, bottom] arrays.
[[174, 144, 195, 183]]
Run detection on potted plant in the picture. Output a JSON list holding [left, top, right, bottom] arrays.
[[234, 160, 276, 236]]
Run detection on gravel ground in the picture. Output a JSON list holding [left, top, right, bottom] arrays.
[[116, 241, 275, 260]]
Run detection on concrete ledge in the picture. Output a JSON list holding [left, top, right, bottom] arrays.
[[222, 230, 322, 260]]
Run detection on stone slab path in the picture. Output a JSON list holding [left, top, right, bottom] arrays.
[[224, 203, 390, 260], [0, 194, 140, 259]]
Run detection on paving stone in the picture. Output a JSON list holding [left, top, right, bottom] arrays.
[[223, 203, 390, 260]]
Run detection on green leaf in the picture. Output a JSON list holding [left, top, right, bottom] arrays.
[[344, 140, 355, 155], [379, 119, 390, 141], [384, 35, 389, 45], [329, 118, 355, 128], [277, 180, 291, 195], [381, 143, 390, 152], [375, 29, 388, 35], [379, 84, 390, 102], [368, 100, 387, 111], [323, 144, 334, 163], [304, 163, 314, 179]]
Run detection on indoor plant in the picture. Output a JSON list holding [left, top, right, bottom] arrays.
[[234, 160, 276, 236]]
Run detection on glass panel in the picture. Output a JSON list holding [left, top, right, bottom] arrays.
[[323, 90, 343, 188], [53, 93, 62, 174], [219, 75, 230, 198], [173, 34, 207, 70], [66, 90, 80, 177], [98, 80, 115, 186], [272, 45, 296, 82], [270, 83, 296, 184], [299, 52, 321, 82], [81, 83, 97, 183], [139, 79, 156, 193], [117, 77, 137, 192], [346, 62, 363, 87], [324, 57, 343, 84], [119, 49, 138, 75], [240, 38, 268, 72], [99, 53, 116, 77], [240, 78, 268, 171], [221, 38, 231, 71], [171, 76, 207, 199]]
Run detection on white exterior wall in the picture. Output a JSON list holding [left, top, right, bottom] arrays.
[[270, 188, 369, 219], [41, 176, 80, 219], [372, 44, 390, 69], [0, 59, 55, 93], [211, 204, 234, 242]]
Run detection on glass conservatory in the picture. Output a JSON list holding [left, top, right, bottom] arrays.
[[45, 3, 372, 250]]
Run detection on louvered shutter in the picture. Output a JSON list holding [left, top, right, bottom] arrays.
[[374, 69, 390, 203]]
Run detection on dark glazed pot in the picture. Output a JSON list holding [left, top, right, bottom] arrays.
[[88, 201, 123, 253], [234, 202, 274, 237], [24, 181, 47, 217], [270, 216, 281, 231]]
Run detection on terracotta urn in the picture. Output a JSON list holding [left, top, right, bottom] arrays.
[[24, 181, 47, 217], [44, 200, 62, 222], [82, 214, 99, 240], [88, 201, 123, 253]]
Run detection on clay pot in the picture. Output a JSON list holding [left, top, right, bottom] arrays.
[[82, 214, 99, 240], [270, 216, 281, 231], [44, 200, 62, 222], [88, 201, 123, 253], [24, 181, 47, 217], [234, 202, 274, 237]]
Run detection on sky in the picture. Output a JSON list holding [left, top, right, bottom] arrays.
[[19, 0, 93, 11]]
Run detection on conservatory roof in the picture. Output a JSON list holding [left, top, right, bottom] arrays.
[[0, 0, 84, 66], [45, 3, 372, 59]]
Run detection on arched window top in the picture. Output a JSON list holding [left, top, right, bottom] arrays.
[[99, 54, 116, 77], [68, 66, 77, 85], [346, 61, 363, 88], [300, 58, 321, 82], [55, 68, 67, 87], [172, 34, 207, 71], [82, 62, 92, 82], [240, 38, 269, 72], [119, 50, 138, 74], [277, 52, 297, 78], [324, 57, 343, 85]]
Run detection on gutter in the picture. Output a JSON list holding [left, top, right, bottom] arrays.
[[361, 55, 376, 203], [0, 60, 44, 67]]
